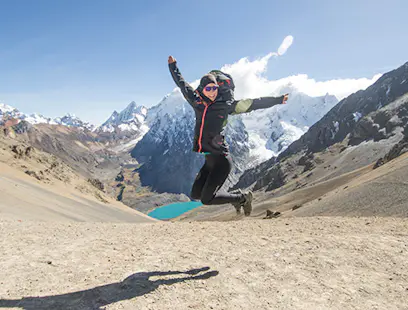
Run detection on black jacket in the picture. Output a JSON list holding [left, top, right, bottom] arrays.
[[169, 62, 284, 155]]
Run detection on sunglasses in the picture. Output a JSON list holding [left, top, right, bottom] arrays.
[[204, 85, 219, 92]]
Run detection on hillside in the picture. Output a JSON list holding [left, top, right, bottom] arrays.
[[0, 131, 154, 223]]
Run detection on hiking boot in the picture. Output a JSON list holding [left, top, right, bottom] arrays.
[[242, 191, 253, 216], [231, 189, 253, 216], [231, 189, 243, 214], [233, 203, 242, 214]]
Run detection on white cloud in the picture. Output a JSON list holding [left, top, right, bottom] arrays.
[[277, 35, 294, 56], [220, 51, 381, 101], [258, 35, 294, 59]]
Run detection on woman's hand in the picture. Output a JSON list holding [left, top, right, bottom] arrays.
[[282, 93, 289, 104], [168, 56, 176, 64]]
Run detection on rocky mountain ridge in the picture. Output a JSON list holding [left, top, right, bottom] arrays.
[[232, 62, 408, 192]]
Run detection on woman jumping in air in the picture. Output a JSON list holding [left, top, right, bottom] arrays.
[[168, 56, 288, 216]]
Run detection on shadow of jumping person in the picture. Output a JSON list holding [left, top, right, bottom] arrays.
[[0, 267, 218, 310]]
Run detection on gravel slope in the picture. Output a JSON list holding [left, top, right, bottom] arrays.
[[0, 218, 407, 310]]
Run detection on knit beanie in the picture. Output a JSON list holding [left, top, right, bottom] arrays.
[[199, 74, 217, 88]]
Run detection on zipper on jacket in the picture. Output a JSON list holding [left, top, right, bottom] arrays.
[[197, 103, 209, 153]]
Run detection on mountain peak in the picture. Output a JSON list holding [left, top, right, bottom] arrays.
[[54, 114, 93, 130], [0, 103, 18, 113], [126, 101, 137, 110], [97, 101, 148, 134], [123, 101, 147, 116], [64, 112, 77, 118], [1, 103, 23, 124]]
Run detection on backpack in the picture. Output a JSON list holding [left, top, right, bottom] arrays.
[[208, 70, 235, 101]]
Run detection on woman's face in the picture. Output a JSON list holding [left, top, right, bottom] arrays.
[[202, 83, 219, 101]]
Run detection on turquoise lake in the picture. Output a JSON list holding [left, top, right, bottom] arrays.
[[148, 201, 203, 220]]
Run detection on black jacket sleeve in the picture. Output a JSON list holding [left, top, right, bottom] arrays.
[[169, 62, 200, 107], [230, 96, 284, 115]]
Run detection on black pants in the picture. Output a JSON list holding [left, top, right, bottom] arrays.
[[191, 154, 243, 205]]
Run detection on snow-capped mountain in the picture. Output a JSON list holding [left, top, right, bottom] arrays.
[[54, 114, 94, 130], [131, 86, 340, 195], [95, 101, 149, 149], [235, 61, 408, 192], [1, 103, 53, 125], [281, 61, 408, 157], [1, 103, 93, 129], [0, 103, 18, 114], [240, 90, 339, 163], [131, 97, 204, 194], [23, 113, 57, 125], [1, 100, 149, 149], [0, 103, 23, 123], [98, 101, 148, 133]]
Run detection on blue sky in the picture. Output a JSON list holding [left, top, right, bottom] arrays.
[[0, 0, 407, 125]]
